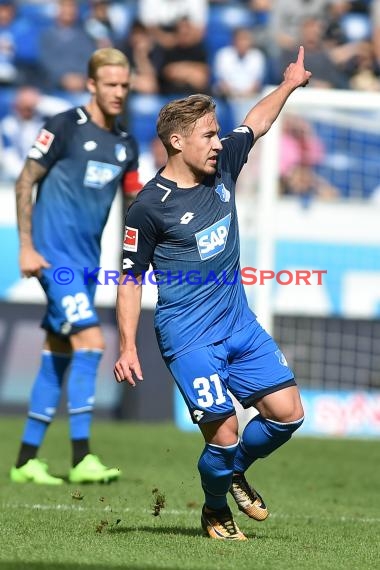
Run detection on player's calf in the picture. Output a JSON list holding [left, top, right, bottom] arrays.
[[231, 415, 304, 519]]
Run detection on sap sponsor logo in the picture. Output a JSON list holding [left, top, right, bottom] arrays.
[[84, 160, 121, 189], [115, 144, 127, 162], [215, 182, 230, 203], [84, 140, 97, 151], [195, 213, 231, 260], [34, 129, 55, 154], [123, 226, 138, 252], [123, 257, 134, 270]]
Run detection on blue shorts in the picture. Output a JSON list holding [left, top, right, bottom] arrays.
[[39, 266, 99, 337], [166, 319, 296, 424]]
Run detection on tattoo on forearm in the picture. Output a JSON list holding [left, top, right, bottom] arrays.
[[15, 160, 46, 247]]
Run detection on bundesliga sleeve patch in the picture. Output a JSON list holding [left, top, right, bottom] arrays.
[[123, 226, 139, 252], [34, 129, 55, 154]]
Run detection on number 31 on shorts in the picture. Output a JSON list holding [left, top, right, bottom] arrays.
[[193, 374, 226, 407]]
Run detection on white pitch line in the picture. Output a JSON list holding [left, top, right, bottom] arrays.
[[2, 503, 380, 524]]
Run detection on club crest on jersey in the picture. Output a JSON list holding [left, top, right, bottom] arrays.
[[215, 182, 231, 203], [195, 213, 231, 260], [123, 226, 138, 252], [84, 160, 121, 189], [275, 349, 288, 366], [115, 144, 127, 162]]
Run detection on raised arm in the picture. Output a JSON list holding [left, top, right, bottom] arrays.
[[243, 46, 312, 140], [15, 159, 51, 278], [114, 275, 144, 387]]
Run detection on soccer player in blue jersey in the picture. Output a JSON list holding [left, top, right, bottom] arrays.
[[10, 48, 142, 485], [114, 47, 311, 539]]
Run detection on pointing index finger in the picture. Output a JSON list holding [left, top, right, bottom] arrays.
[[297, 45, 304, 64]]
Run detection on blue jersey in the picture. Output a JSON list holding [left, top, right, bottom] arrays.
[[122, 126, 257, 359], [29, 106, 140, 269]]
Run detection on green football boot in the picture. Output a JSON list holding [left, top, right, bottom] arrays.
[[68, 454, 121, 484], [10, 458, 64, 485]]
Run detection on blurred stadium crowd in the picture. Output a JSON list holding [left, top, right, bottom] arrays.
[[0, 0, 380, 198]]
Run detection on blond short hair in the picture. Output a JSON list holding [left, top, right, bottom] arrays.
[[157, 94, 216, 148], [88, 48, 130, 80]]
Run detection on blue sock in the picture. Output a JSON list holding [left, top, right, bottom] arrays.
[[234, 414, 304, 473], [67, 350, 102, 441], [22, 351, 70, 447], [198, 442, 238, 510]]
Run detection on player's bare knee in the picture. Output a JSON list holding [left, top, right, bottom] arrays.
[[272, 402, 304, 424], [93, 339, 106, 352], [257, 385, 304, 423], [279, 396, 304, 423], [200, 414, 239, 447], [70, 327, 105, 352], [45, 333, 71, 354], [289, 392, 304, 422]]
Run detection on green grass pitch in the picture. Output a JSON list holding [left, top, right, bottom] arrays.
[[0, 416, 379, 570]]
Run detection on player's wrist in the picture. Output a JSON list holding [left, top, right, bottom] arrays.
[[120, 344, 138, 355], [19, 241, 35, 252]]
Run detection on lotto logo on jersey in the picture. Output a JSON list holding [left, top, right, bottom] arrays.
[[123, 226, 138, 252], [233, 126, 250, 134], [34, 129, 55, 154], [195, 213, 231, 260], [84, 160, 122, 189]]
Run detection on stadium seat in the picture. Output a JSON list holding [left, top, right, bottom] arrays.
[[127, 94, 166, 147], [17, 2, 56, 26], [205, 4, 255, 61], [14, 3, 54, 66], [0, 88, 16, 119], [214, 97, 235, 136], [314, 120, 380, 199]]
